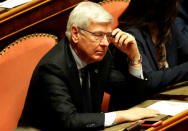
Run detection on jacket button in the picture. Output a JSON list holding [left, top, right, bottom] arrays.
[[86, 123, 96, 127]]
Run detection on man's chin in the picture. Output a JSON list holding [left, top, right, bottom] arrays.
[[94, 55, 105, 62], [88, 54, 106, 63]]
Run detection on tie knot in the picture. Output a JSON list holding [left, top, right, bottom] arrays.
[[81, 66, 89, 78], [81, 65, 90, 74]]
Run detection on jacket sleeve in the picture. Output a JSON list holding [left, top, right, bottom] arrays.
[[107, 49, 150, 111], [20, 63, 104, 130], [128, 28, 188, 91]]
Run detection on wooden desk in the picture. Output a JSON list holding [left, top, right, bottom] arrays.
[[0, 0, 87, 50], [104, 82, 188, 131], [147, 109, 188, 131]]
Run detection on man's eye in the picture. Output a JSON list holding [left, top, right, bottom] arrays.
[[106, 33, 113, 37], [94, 33, 104, 37]]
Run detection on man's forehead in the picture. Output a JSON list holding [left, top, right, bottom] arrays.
[[89, 19, 112, 25], [87, 20, 112, 32]]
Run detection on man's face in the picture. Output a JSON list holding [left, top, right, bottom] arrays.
[[72, 21, 112, 64]]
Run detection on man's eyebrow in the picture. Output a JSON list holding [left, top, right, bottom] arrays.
[[93, 31, 112, 33]]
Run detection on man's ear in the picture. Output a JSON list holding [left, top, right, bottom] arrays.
[[71, 26, 79, 43]]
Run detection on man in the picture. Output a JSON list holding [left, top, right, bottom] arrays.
[[19, 2, 159, 130]]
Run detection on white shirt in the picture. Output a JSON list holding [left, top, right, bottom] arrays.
[[69, 44, 143, 126]]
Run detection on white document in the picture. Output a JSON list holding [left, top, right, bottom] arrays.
[[0, 0, 32, 8], [147, 100, 188, 116]]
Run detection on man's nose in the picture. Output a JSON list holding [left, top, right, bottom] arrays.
[[100, 35, 110, 46]]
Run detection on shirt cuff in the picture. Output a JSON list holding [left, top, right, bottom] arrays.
[[129, 65, 144, 79], [104, 112, 116, 127]]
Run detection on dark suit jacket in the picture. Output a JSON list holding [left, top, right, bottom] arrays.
[[19, 37, 147, 131], [176, 0, 188, 37], [115, 24, 188, 92]]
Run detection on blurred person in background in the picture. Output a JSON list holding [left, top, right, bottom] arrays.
[[109, 0, 188, 111]]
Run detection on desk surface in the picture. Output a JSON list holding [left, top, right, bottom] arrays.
[[0, 0, 49, 22], [104, 82, 188, 131]]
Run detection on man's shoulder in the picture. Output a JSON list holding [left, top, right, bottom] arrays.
[[37, 38, 70, 67]]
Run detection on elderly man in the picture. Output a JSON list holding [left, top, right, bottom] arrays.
[[19, 1, 159, 131]]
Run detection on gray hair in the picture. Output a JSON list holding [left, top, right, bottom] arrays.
[[65, 1, 113, 40]]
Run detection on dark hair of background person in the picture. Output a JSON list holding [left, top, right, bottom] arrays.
[[179, 0, 188, 14], [119, 0, 178, 46]]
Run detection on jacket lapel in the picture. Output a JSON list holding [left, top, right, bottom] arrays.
[[142, 28, 159, 70], [63, 39, 83, 111]]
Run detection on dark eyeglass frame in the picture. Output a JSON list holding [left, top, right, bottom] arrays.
[[78, 27, 113, 42]]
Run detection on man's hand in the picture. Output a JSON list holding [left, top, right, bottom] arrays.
[[114, 107, 160, 124], [111, 28, 141, 67]]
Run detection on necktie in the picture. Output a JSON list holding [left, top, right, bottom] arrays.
[[81, 67, 93, 112]]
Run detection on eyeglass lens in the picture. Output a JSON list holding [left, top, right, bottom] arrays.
[[79, 27, 113, 42]]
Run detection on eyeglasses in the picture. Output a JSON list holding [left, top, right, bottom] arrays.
[[78, 27, 113, 43]]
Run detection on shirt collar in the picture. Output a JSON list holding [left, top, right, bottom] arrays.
[[69, 44, 87, 70]]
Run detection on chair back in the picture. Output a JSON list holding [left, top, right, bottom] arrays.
[[100, 0, 130, 29], [0, 33, 57, 131]]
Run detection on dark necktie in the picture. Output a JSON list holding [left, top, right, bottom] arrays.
[[81, 67, 93, 112]]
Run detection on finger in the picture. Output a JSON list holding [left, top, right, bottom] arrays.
[[114, 31, 126, 43], [149, 109, 160, 114], [145, 109, 160, 116], [118, 34, 128, 47], [112, 28, 124, 42], [145, 114, 159, 118], [112, 28, 121, 36], [123, 37, 135, 46]]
